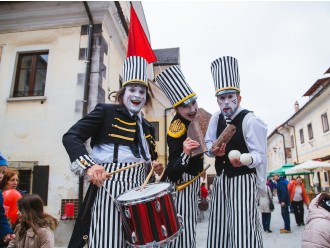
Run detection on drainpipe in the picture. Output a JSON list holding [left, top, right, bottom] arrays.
[[79, 1, 94, 209], [276, 130, 287, 164], [286, 123, 299, 164], [164, 107, 173, 165]]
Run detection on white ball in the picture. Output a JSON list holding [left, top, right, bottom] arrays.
[[228, 150, 241, 160], [240, 153, 253, 165]]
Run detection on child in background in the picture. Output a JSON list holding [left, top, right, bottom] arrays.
[[7, 194, 59, 248]]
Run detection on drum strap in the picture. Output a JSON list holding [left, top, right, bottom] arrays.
[[113, 143, 119, 163]]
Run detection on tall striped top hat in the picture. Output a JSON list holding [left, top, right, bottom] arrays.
[[156, 65, 197, 107], [122, 56, 148, 88], [211, 56, 240, 96]]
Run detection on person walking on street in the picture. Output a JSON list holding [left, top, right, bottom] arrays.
[[288, 176, 309, 226], [205, 56, 267, 248], [200, 183, 209, 199], [274, 173, 291, 233], [258, 184, 273, 233]]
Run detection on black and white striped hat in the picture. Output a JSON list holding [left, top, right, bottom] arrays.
[[122, 56, 148, 87], [211, 56, 240, 96], [156, 65, 197, 107]]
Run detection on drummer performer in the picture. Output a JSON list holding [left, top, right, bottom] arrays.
[[62, 56, 164, 248], [205, 56, 267, 248], [156, 66, 204, 248]]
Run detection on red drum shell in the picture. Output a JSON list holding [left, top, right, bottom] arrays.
[[116, 183, 182, 247]]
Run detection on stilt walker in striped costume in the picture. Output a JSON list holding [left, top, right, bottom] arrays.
[[205, 56, 267, 248], [63, 56, 163, 248], [156, 66, 204, 248]]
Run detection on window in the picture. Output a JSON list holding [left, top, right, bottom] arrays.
[[307, 123, 314, 140], [13, 52, 49, 97], [321, 113, 329, 133], [290, 135, 295, 149], [299, 128, 304, 144], [150, 122, 159, 141], [325, 171, 329, 182]]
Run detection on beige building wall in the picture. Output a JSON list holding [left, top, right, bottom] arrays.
[[267, 78, 330, 191]]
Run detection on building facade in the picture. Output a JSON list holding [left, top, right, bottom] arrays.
[[267, 71, 330, 191]]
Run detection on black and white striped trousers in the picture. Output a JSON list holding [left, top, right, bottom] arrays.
[[168, 173, 199, 248], [207, 173, 263, 248], [88, 162, 146, 248]]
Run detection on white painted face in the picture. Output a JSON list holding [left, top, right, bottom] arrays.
[[123, 84, 147, 114], [217, 93, 240, 117], [176, 100, 198, 122]]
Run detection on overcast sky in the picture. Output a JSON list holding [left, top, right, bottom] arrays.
[[142, 1, 330, 135]]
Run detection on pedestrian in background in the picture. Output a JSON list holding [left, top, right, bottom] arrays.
[[266, 178, 273, 193], [0, 169, 19, 192], [288, 176, 309, 226], [258, 184, 273, 233], [301, 192, 330, 247], [274, 173, 291, 233], [200, 182, 209, 199], [0, 153, 15, 246], [7, 194, 59, 248]]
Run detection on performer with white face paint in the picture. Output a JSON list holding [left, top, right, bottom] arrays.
[[63, 56, 163, 248], [205, 56, 267, 248], [156, 66, 204, 248]]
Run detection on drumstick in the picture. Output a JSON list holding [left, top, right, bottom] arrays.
[[140, 167, 154, 191], [106, 161, 144, 178]]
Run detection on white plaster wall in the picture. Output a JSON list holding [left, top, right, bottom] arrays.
[[0, 27, 88, 246]]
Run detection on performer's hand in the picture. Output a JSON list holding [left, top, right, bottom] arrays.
[[152, 161, 164, 176], [3, 233, 15, 242], [230, 157, 243, 167], [183, 137, 200, 156], [211, 143, 226, 157], [87, 164, 107, 187]]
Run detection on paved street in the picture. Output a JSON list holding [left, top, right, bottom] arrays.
[[196, 196, 307, 248]]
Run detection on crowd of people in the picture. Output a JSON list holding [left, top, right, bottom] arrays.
[[1, 55, 330, 248], [0, 153, 59, 248]]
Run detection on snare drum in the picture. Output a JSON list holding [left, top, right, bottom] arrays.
[[116, 182, 183, 247]]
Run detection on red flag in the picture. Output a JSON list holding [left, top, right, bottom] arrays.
[[127, 5, 157, 64]]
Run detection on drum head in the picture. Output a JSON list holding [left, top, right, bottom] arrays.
[[116, 182, 171, 202]]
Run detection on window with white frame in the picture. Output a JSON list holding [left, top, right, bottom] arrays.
[[299, 128, 304, 144], [307, 123, 314, 140], [321, 112, 329, 133], [13, 51, 49, 97]]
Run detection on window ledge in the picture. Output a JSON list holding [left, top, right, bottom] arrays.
[[7, 96, 47, 102]]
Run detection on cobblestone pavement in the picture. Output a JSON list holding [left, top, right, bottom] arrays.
[[196, 196, 307, 248]]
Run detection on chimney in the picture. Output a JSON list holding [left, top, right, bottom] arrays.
[[294, 101, 299, 112]]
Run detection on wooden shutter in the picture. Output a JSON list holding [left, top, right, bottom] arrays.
[[32, 165, 49, 205]]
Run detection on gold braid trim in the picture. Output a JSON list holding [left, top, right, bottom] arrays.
[[168, 119, 186, 138], [115, 118, 136, 126], [108, 134, 134, 141], [112, 124, 136, 133]]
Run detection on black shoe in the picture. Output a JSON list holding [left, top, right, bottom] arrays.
[[298, 224, 301, 226], [302, 223, 305, 226], [267, 230, 272, 233]]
